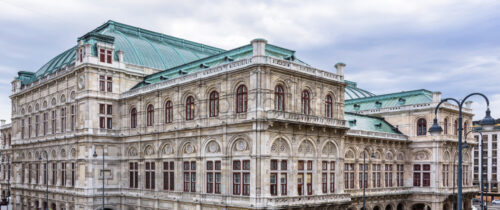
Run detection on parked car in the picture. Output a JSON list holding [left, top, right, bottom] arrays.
[[492, 199, 500, 204], [472, 198, 481, 204]]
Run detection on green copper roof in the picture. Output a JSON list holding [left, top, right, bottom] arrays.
[[345, 112, 401, 134], [344, 80, 376, 100], [131, 42, 306, 89], [345, 89, 433, 112], [17, 20, 226, 85]]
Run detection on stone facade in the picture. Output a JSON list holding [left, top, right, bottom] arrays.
[[0, 21, 478, 210]]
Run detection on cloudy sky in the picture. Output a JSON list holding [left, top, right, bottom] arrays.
[[0, 0, 499, 122]]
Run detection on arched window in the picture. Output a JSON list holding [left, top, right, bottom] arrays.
[[147, 104, 154, 126], [186, 96, 195, 120], [236, 85, 247, 113], [209, 91, 219, 117], [301, 90, 310, 115], [454, 120, 458, 135], [325, 94, 333, 118], [417, 118, 427, 136], [443, 117, 448, 135], [130, 108, 137, 128], [275, 85, 285, 111], [165, 101, 173, 123]]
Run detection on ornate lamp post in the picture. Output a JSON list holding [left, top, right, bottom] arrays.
[[464, 130, 485, 210], [38, 152, 49, 210], [362, 147, 375, 210], [429, 93, 495, 210], [93, 149, 105, 210]]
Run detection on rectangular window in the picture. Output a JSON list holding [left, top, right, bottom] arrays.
[[443, 164, 449, 187], [413, 164, 430, 187], [233, 160, 250, 196], [71, 162, 75, 187], [321, 161, 335, 193], [52, 162, 57, 186], [183, 161, 196, 192], [28, 164, 31, 184], [99, 75, 105, 92], [298, 160, 313, 195], [99, 104, 112, 129], [270, 173, 278, 196], [163, 161, 175, 191], [106, 50, 112, 64], [129, 162, 138, 188], [61, 107, 66, 133], [107, 76, 112, 92], [21, 164, 25, 183], [385, 164, 393, 187], [71, 105, 76, 131], [107, 118, 112, 129], [35, 115, 40, 136], [43, 113, 48, 135], [99, 49, 106, 62], [21, 119, 25, 139], [372, 164, 381, 188], [43, 163, 47, 185], [52, 110, 57, 134], [99, 117, 105, 129], [28, 117, 32, 138], [36, 163, 40, 185], [344, 163, 355, 189], [206, 160, 221, 194], [397, 164, 404, 187], [61, 162, 66, 186], [270, 160, 287, 196], [322, 161, 328, 193], [423, 164, 430, 187], [145, 162, 155, 189], [359, 164, 368, 189]]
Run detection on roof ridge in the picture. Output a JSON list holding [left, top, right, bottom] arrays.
[[345, 89, 433, 103], [86, 20, 226, 53]]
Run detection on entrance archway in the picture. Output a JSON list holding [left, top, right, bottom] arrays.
[[397, 203, 404, 210], [386, 204, 393, 210], [412, 203, 430, 210], [374, 206, 381, 210]]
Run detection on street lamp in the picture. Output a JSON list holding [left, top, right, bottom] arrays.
[[38, 152, 48, 210], [93, 148, 104, 210], [362, 147, 376, 210], [463, 130, 486, 210], [428, 93, 495, 210]]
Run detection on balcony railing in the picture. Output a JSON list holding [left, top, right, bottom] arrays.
[[265, 111, 347, 128]]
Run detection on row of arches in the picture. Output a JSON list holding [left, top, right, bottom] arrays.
[[128, 84, 339, 128], [17, 91, 76, 116], [126, 137, 339, 158], [416, 117, 470, 136]]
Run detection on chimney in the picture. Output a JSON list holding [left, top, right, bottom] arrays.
[[251, 38, 267, 57], [465, 101, 473, 109], [334, 63, 346, 76], [117, 50, 124, 62], [0, 120, 5, 126], [432, 92, 442, 103]]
